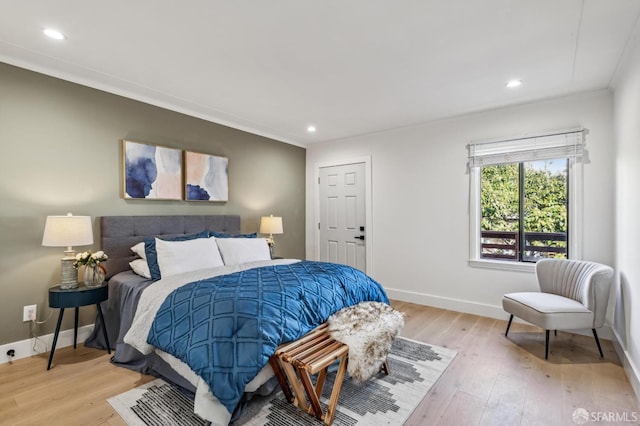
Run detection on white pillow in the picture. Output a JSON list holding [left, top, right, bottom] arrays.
[[155, 237, 224, 278], [215, 238, 271, 265], [131, 242, 146, 260], [129, 259, 151, 279]]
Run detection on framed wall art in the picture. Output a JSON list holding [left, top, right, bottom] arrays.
[[122, 140, 182, 200], [185, 150, 229, 202]]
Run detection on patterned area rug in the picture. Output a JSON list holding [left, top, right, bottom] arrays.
[[108, 337, 456, 426]]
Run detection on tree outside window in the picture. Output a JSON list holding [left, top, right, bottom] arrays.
[[480, 158, 568, 262]]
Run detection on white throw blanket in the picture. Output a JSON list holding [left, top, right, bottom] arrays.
[[327, 301, 404, 382], [124, 259, 298, 425]]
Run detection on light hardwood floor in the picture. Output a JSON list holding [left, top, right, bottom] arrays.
[[0, 301, 638, 426]]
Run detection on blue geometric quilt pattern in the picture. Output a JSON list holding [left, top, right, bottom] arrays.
[[147, 261, 389, 414]]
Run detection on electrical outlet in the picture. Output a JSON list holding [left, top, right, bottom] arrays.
[[23, 304, 36, 322]]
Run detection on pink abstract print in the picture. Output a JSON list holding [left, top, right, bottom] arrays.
[[185, 151, 229, 201]]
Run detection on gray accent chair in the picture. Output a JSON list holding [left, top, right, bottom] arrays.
[[502, 258, 614, 359]]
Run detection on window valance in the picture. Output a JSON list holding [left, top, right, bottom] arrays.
[[467, 128, 587, 169]]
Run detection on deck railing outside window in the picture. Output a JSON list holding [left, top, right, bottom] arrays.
[[481, 230, 567, 262]]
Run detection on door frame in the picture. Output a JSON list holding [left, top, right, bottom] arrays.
[[314, 156, 373, 275]]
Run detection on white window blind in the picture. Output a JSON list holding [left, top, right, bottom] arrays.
[[467, 128, 586, 169]]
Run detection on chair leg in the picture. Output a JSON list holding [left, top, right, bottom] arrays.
[[545, 330, 550, 359], [554, 330, 557, 337], [592, 329, 604, 358], [505, 315, 514, 337]]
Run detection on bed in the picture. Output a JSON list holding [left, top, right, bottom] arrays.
[[85, 215, 390, 425]]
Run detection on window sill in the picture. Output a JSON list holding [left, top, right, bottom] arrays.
[[468, 259, 536, 273]]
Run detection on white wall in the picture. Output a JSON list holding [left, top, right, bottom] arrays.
[[306, 90, 615, 321], [612, 20, 640, 400]]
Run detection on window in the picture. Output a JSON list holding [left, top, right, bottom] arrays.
[[468, 129, 585, 270], [480, 159, 568, 262]]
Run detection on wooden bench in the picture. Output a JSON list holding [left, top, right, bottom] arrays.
[[269, 323, 390, 425]]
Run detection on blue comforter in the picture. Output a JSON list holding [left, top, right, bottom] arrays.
[[147, 261, 389, 414]]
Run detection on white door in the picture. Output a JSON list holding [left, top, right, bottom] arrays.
[[318, 163, 366, 271]]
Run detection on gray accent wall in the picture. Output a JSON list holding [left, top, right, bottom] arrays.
[[0, 63, 305, 345]]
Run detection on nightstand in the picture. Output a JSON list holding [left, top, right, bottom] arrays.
[[47, 284, 111, 370]]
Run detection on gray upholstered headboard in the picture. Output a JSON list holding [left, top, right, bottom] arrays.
[[100, 215, 241, 279]]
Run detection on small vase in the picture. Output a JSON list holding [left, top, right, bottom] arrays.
[[84, 265, 105, 288]]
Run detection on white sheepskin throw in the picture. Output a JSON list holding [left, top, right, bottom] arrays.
[[327, 301, 404, 382]]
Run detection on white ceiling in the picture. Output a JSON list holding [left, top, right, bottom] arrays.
[[1, 1, 639, 146]]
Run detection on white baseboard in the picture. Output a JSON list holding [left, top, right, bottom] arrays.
[[385, 287, 615, 340], [0, 324, 94, 365], [386, 287, 505, 320], [611, 328, 640, 404]]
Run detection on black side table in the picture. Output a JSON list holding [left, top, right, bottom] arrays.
[[47, 284, 111, 370]]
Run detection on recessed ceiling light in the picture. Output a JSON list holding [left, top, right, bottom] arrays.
[[43, 28, 66, 40], [506, 79, 523, 88], [307, 125, 317, 133]]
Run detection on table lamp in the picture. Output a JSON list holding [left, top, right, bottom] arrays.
[[42, 213, 94, 289], [260, 215, 283, 256]]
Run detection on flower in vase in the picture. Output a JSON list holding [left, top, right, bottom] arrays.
[[73, 250, 108, 269]]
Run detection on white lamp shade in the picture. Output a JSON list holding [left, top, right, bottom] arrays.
[[42, 215, 94, 247], [260, 215, 283, 235]]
